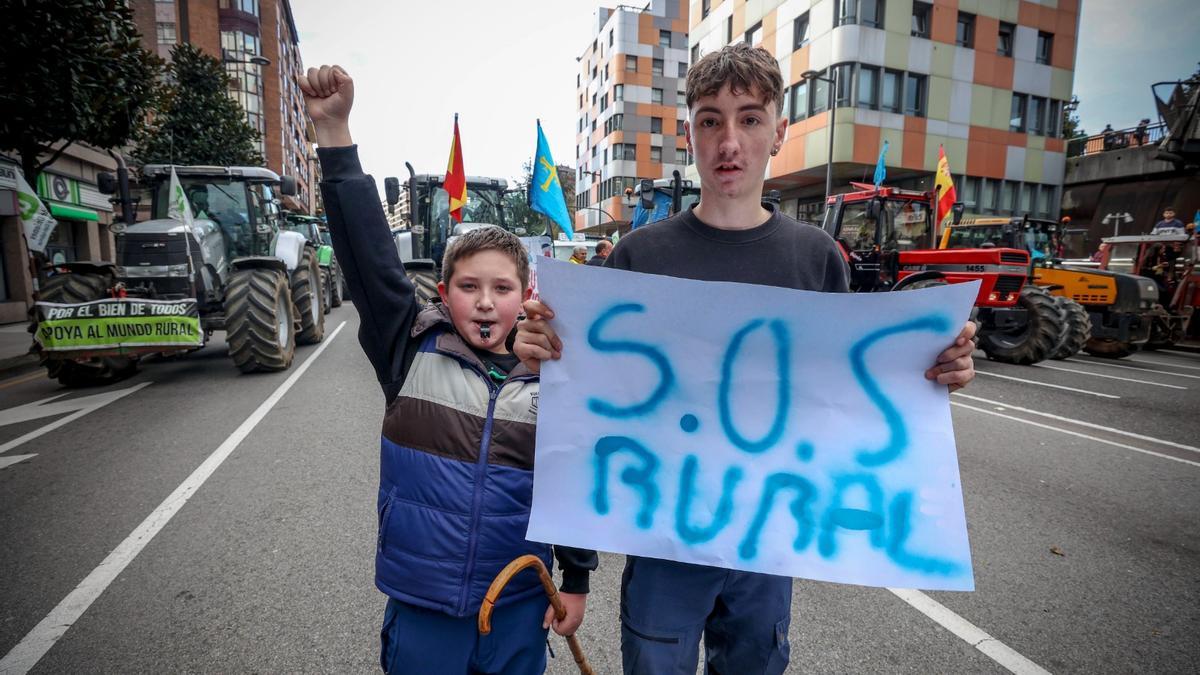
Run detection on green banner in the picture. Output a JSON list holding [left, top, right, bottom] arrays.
[[35, 299, 203, 352]]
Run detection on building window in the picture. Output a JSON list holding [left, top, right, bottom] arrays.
[[857, 65, 880, 108], [745, 21, 763, 45], [794, 12, 811, 48], [911, 2, 931, 38], [614, 84, 624, 101], [603, 148, 608, 165], [835, 0, 884, 28], [659, 30, 672, 49], [604, 64, 609, 82], [790, 82, 808, 122], [1040, 185, 1056, 216], [1047, 99, 1062, 138], [1036, 31, 1053, 65], [833, 63, 854, 107], [156, 22, 177, 44], [904, 73, 926, 116], [1000, 181, 1016, 212], [591, 119, 597, 133], [690, 44, 699, 65], [956, 12, 974, 48], [1010, 93, 1027, 132], [652, 88, 663, 104], [600, 94, 608, 113], [962, 176, 980, 208], [653, 58, 664, 76], [591, 92, 597, 106], [1029, 96, 1046, 135], [613, 143, 636, 161], [998, 22, 1015, 57], [881, 69, 902, 113], [651, 146, 662, 162], [609, 31, 614, 47], [1020, 184, 1034, 213], [651, 117, 662, 133], [626, 56, 638, 72], [810, 71, 829, 114], [220, 0, 259, 15], [726, 16, 733, 43], [605, 114, 624, 134], [676, 148, 689, 164], [677, 118, 686, 136], [578, 94, 583, 108], [678, 62, 687, 78], [702, 0, 711, 19]]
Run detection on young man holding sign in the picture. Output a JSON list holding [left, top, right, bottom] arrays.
[[300, 65, 596, 674], [515, 43, 976, 674]]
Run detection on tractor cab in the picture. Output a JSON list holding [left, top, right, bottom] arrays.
[[940, 215, 1087, 262], [627, 171, 701, 228]]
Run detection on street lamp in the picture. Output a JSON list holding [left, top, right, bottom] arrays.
[[801, 68, 838, 202], [221, 49, 271, 67]]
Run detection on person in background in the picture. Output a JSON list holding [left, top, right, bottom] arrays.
[[1091, 241, 1110, 263], [568, 245, 588, 264], [1151, 207, 1186, 235], [586, 238, 613, 266]]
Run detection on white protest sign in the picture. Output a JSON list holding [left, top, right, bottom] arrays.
[[14, 171, 57, 254], [528, 260, 978, 591]]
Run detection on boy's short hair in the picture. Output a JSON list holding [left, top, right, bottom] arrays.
[[686, 42, 784, 116], [441, 226, 530, 290]]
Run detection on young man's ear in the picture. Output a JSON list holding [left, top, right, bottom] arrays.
[[774, 114, 788, 150]]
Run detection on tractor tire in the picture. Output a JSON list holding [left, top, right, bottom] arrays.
[[330, 266, 343, 307], [292, 247, 325, 345], [37, 272, 137, 387], [1083, 338, 1137, 359], [320, 268, 332, 314], [1050, 296, 1091, 360], [225, 267, 296, 373], [406, 266, 440, 306], [979, 285, 1064, 365]]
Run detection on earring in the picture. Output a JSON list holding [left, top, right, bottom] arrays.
[[770, 147, 780, 156]]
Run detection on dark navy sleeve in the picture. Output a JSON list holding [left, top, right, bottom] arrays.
[[554, 545, 599, 594], [318, 145, 418, 402]]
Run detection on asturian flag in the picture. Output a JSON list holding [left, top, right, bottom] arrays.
[[530, 120, 574, 239]]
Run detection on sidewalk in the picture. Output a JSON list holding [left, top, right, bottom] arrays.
[[0, 320, 39, 380]]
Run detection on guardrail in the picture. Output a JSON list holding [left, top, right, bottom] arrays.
[[1066, 121, 1167, 157]]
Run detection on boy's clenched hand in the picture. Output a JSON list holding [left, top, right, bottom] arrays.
[[543, 592, 586, 637], [926, 320, 977, 392], [514, 299, 562, 375], [298, 64, 354, 147]]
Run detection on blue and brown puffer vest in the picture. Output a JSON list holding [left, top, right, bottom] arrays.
[[375, 304, 551, 617]]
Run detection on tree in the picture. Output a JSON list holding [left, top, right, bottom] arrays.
[[1061, 96, 1084, 139], [134, 44, 263, 167], [0, 0, 162, 183], [504, 160, 546, 236]]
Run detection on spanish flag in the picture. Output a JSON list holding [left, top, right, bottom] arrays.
[[445, 114, 467, 223], [934, 144, 957, 229]]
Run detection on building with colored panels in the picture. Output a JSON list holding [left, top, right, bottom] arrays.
[[575, 0, 692, 234], [688, 0, 1079, 221]]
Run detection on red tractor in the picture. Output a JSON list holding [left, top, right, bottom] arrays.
[[821, 183, 1063, 364]]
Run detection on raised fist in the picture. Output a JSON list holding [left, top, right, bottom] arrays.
[[298, 65, 354, 146]]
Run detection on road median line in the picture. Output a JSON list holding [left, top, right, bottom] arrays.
[[0, 321, 347, 675]]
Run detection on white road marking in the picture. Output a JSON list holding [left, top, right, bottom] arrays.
[[951, 401, 1200, 468], [888, 588, 1052, 675], [1032, 363, 1187, 390], [1146, 348, 1200, 360], [952, 393, 1200, 454], [1066, 357, 1200, 380], [0, 384, 153, 469], [0, 321, 346, 675], [973, 370, 1120, 398], [1129, 355, 1200, 371]]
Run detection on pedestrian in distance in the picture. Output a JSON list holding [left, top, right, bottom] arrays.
[[1151, 206, 1187, 235], [514, 42, 978, 675], [585, 238, 612, 266], [298, 64, 597, 675], [568, 245, 588, 264]]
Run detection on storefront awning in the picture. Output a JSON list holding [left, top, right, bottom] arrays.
[[49, 202, 99, 222]]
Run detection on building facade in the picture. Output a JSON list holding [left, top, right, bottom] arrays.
[[575, 0, 692, 234], [132, 0, 317, 213], [688, 0, 1079, 221]]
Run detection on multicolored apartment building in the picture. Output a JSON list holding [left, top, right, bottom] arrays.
[[687, 0, 1080, 221], [575, 0, 692, 234]]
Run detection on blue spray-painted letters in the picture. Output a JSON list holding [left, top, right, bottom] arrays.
[[593, 435, 661, 529], [587, 303, 675, 418]]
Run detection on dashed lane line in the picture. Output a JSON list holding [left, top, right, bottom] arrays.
[[0, 321, 346, 675], [1031, 363, 1187, 390], [1145, 348, 1200, 360], [952, 392, 1200, 454], [951, 400, 1200, 468], [888, 588, 1052, 675], [1065, 357, 1200, 380], [1128, 355, 1200, 371], [973, 370, 1119, 398]]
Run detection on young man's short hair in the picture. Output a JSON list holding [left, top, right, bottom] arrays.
[[441, 226, 530, 290], [685, 42, 784, 115]]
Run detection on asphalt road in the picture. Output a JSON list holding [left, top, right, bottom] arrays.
[[1, 303, 1197, 674]]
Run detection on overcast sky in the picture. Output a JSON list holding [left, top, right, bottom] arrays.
[[291, 0, 1199, 185]]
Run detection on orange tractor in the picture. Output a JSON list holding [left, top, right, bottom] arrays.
[[821, 183, 1067, 363]]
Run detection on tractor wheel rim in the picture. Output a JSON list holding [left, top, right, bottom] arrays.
[[310, 282, 321, 325], [276, 294, 290, 348]]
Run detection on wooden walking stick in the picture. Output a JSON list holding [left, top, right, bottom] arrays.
[[478, 554, 594, 675]]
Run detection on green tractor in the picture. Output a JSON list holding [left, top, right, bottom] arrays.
[[283, 213, 344, 312]]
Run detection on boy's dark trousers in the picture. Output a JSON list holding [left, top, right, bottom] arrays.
[[380, 594, 549, 674], [620, 556, 791, 675]]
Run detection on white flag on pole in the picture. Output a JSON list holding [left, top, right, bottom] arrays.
[[167, 167, 194, 229], [14, 172, 57, 254]]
